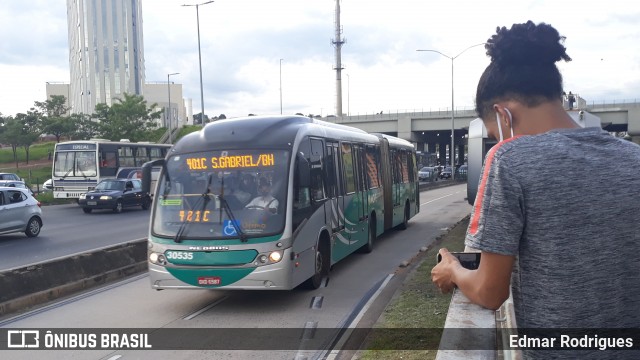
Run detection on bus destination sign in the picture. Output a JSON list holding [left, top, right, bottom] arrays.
[[185, 153, 275, 170]]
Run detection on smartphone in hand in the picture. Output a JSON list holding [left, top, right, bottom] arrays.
[[437, 252, 481, 270]]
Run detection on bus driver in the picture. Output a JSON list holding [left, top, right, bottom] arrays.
[[245, 177, 278, 214]]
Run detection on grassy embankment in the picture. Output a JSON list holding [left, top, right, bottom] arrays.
[[356, 216, 469, 360]]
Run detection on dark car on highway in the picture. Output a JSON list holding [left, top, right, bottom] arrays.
[[439, 167, 452, 179], [78, 179, 151, 214]]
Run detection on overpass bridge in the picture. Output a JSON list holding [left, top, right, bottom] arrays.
[[327, 99, 640, 166]]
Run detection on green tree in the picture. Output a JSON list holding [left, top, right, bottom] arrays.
[[193, 112, 209, 124], [95, 93, 161, 142], [71, 113, 100, 140], [35, 95, 73, 143], [0, 116, 24, 168], [15, 112, 41, 165]]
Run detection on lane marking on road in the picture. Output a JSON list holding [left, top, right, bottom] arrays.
[[183, 295, 229, 320], [310, 296, 324, 310], [106, 356, 122, 360], [421, 193, 454, 206]]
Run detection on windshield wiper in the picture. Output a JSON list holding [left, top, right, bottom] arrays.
[[59, 167, 73, 180], [217, 177, 247, 242]]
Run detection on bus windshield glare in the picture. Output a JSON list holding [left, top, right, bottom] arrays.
[[53, 151, 97, 177], [152, 149, 289, 240]]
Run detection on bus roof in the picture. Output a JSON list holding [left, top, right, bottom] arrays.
[[170, 115, 413, 154], [55, 140, 170, 147]]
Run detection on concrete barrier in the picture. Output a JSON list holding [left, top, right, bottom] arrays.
[[420, 179, 465, 192], [0, 239, 147, 317]]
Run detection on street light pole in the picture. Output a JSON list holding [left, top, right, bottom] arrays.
[[279, 58, 283, 114], [182, 1, 214, 125], [167, 72, 180, 144], [417, 43, 485, 175]]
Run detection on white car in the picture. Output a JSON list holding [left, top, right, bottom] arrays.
[[43, 179, 53, 192], [0, 187, 43, 237]]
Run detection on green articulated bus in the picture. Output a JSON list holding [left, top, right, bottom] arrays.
[[142, 115, 419, 290]]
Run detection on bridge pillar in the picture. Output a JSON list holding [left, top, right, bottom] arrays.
[[627, 107, 640, 136], [397, 115, 419, 142], [458, 143, 466, 165], [438, 139, 448, 166]]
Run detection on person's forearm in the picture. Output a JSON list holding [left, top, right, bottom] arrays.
[[451, 266, 509, 310]]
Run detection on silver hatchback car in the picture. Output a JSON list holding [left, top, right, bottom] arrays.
[[0, 187, 43, 237]]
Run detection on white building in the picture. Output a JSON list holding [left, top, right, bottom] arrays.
[[66, 0, 145, 115]]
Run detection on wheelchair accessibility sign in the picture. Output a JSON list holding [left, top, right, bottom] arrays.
[[223, 220, 241, 236]]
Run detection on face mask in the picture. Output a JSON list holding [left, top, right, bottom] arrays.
[[495, 107, 514, 142]]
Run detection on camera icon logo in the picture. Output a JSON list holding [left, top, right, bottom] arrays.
[[7, 330, 40, 348]]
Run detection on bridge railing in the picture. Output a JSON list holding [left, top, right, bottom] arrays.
[[330, 99, 640, 122]]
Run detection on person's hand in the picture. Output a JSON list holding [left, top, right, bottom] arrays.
[[431, 248, 461, 294]]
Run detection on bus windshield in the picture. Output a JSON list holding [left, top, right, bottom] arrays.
[[152, 149, 289, 240], [53, 151, 97, 177]]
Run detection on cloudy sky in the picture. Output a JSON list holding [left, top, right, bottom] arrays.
[[1, 0, 639, 118]]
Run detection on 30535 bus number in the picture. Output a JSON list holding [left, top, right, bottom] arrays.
[[179, 210, 211, 222], [166, 251, 194, 260]]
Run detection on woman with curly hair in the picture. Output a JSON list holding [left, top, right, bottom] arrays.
[[432, 21, 640, 358]]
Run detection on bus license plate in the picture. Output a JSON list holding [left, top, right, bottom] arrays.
[[87, 201, 97, 206], [198, 277, 221, 285]]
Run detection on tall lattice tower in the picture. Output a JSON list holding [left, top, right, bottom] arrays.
[[331, 0, 345, 117]]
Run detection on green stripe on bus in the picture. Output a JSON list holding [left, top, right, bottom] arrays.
[[165, 249, 258, 266], [161, 199, 182, 205]]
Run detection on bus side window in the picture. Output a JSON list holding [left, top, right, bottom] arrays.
[[294, 139, 312, 210], [100, 151, 118, 176], [310, 138, 326, 202]]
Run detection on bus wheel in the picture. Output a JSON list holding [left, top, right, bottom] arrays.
[[398, 203, 409, 230], [359, 220, 376, 253], [304, 241, 328, 289]]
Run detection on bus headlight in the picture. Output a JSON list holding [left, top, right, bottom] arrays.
[[254, 251, 284, 266], [268, 251, 283, 263], [100, 195, 112, 200], [149, 252, 167, 265]]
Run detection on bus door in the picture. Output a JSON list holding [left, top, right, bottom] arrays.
[[352, 145, 368, 245], [339, 142, 360, 249], [326, 142, 347, 251], [378, 137, 393, 231]]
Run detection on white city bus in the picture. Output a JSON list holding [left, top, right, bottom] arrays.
[[52, 140, 171, 199]]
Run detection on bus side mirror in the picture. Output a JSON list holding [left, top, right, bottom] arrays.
[[142, 159, 165, 193], [296, 152, 311, 188]]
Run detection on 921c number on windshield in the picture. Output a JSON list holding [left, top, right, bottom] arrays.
[[166, 251, 194, 260], [179, 210, 211, 222]]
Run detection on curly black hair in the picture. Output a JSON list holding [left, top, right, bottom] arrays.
[[475, 21, 572, 118]]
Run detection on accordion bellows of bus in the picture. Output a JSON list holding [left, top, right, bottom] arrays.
[[144, 115, 420, 291]]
